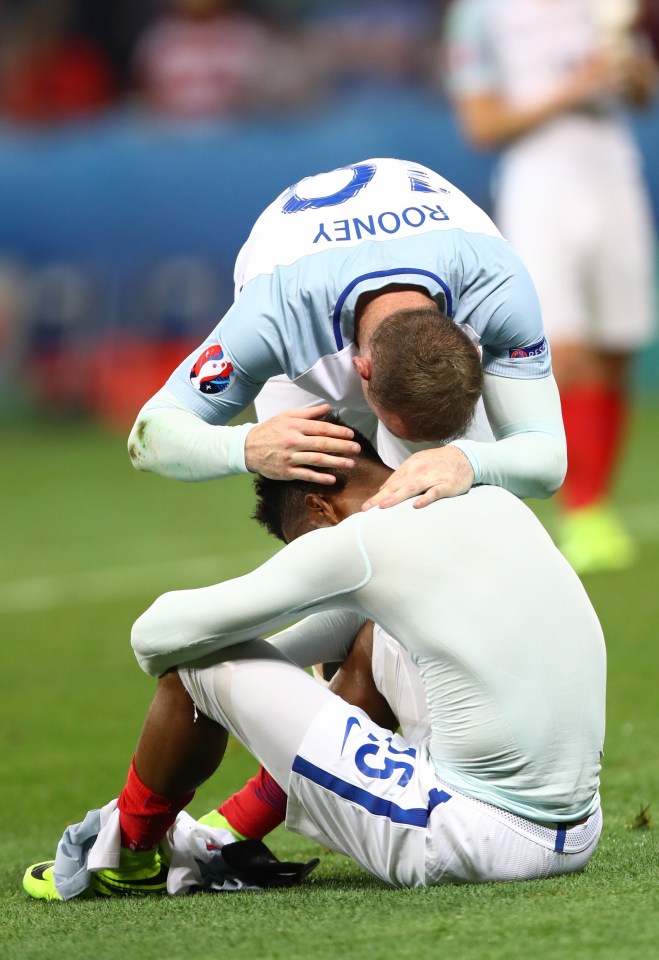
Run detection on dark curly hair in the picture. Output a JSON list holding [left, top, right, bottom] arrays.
[[253, 413, 383, 542]]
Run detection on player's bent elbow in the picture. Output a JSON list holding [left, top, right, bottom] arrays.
[[131, 598, 165, 656], [464, 126, 501, 152], [452, 99, 506, 152], [127, 416, 153, 472], [130, 613, 151, 660], [536, 442, 568, 499], [132, 593, 189, 654]]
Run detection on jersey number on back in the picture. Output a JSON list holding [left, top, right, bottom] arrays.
[[281, 162, 448, 214]]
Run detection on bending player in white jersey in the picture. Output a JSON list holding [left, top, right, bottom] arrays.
[[127, 157, 567, 509], [444, 1, 657, 569], [25, 418, 605, 898]]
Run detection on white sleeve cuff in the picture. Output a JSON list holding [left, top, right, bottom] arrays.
[[450, 374, 567, 500], [128, 387, 255, 481]]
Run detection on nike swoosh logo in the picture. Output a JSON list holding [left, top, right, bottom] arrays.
[[93, 862, 169, 896], [341, 716, 361, 755]]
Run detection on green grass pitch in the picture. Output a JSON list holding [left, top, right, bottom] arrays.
[[1, 403, 658, 960]]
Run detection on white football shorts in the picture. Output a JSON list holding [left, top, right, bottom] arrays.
[[179, 651, 602, 888], [496, 165, 656, 350]]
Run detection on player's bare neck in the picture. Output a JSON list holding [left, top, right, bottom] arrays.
[[338, 465, 393, 519], [355, 285, 436, 348]]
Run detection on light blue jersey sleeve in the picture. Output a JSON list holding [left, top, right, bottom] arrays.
[[476, 267, 551, 379], [132, 518, 372, 676], [443, 0, 498, 96], [452, 234, 552, 379], [163, 280, 289, 424]]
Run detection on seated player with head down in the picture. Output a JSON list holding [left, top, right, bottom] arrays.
[[25, 419, 605, 898]]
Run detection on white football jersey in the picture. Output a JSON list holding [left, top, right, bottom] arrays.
[[165, 158, 551, 426], [445, 0, 642, 175]]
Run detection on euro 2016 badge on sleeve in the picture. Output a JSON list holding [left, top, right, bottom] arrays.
[[190, 344, 236, 395], [508, 337, 547, 360]]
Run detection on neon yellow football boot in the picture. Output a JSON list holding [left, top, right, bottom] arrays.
[[559, 503, 636, 575], [197, 809, 246, 839], [89, 848, 169, 897], [23, 862, 62, 901], [24, 848, 168, 900]]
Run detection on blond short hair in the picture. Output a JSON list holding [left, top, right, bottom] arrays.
[[368, 307, 483, 442]]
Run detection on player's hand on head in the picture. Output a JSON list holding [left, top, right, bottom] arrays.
[[362, 446, 475, 511], [244, 404, 361, 483]]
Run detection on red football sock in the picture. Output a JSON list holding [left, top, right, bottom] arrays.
[[219, 766, 287, 840], [117, 757, 195, 851], [560, 383, 627, 511]]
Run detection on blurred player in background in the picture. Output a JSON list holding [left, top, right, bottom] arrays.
[[127, 157, 567, 511], [131, 0, 272, 121], [639, 0, 659, 57], [24, 419, 605, 898], [444, 0, 658, 574]]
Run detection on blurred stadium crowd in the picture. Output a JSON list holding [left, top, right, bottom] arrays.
[[0, 0, 658, 427], [0, 0, 456, 423], [1, 0, 658, 126], [0, 0, 457, 125]]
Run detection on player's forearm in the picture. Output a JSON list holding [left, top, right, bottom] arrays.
[[452, 430, 566, 499], [128, 388, 253, 481], [454, 94, 578, 149], [132, 522, 371, 676], [620, 50, 658, 107], [451, 372, 567, 499], [268, 610, 367, 668], [131, 578, 298, 676]]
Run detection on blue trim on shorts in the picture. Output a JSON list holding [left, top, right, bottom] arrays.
[[292, 755, 430, 827], [554, 827, 567, 853], [428, 788, 452, 811], [332, 268, 454, 349]]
